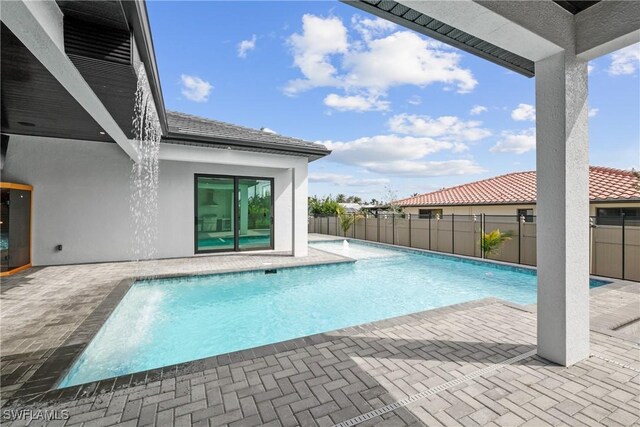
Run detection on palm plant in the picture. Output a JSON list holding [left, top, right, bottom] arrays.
[[481, 229, 513, 257], [338, 209, 355, 236]]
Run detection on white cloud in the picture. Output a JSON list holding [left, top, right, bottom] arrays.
[[470, 105, 487, 115], [388, 114, 491, 142], [408, 95, 422, 106], [490, 128, 536, 154], [285, 14, 477, 109], [323, 134, 452, 164], [284, 14, 348, 95], [364, 159, 485, 176], [588, 63, 595, 74], [342, 31, 477, 94], [320, 133, 484, 177], [260, 127, 278, 134], [323, 93, 390, 112], [351, 15, 396, 41], [588, 107, 599, 118], [511, 103, 536, 121], [608, 43, 640, 75], [309, 173, 389, 186], [180, 74, 213, 102], [237, 34, 257, 58]]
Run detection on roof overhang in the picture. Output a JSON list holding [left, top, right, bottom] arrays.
[[1, 0, 168, 162], [344, 1, 639, 76], [162, 132, 331, 162]]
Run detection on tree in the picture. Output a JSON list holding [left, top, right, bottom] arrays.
[[481, 229, 513, 257], [336, 193, 346, 203], [308, 196, 345, 216], [338, 210, 355, 235], [383, 185, 402, 213]]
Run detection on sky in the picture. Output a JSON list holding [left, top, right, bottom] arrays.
[[148, 1, 640, 202]]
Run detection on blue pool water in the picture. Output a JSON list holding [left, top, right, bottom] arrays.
[[59, 240, 607, 387]]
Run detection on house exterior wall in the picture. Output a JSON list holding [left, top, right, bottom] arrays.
[[2, 135, 304, 266], [402, 202, 640, 217]]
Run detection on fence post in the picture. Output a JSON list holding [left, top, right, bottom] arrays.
[[392, 213, 396, 245], [518, 214, 522, 264], [481, 213, 485, 259], [451, 213, 455, 254], [353, 212, 356, 238], [377, 212, 380, 242], [428, 215, 432, 250], [409, 213, 412, 247], [622, 213, 626, 280], [364, 213, 367, 241]]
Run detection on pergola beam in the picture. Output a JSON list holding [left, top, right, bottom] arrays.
[[576, 1, 640, 60]]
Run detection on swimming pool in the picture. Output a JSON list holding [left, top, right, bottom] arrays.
[[58, 240, 607, 387]]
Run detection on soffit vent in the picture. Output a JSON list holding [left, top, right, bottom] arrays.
[[64, 18, 131, 65]]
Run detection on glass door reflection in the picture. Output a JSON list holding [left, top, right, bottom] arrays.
[[195, 176, 235, 252], [237, 178, 273, 250]]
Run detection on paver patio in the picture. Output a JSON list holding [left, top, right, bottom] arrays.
[[1, 237, 638, 426]]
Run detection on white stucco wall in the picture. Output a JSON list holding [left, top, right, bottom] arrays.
[[2, 135, 306, 266]]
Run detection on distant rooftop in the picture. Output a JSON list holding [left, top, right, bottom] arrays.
[[163, 111, 330, 161], [397, 166, 640, 207]]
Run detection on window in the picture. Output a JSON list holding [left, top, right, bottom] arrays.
[[195, 175, 273, 253], [418, 209, 442, 219], [517, 208, 534, 222], [596, 207, 640, 225]]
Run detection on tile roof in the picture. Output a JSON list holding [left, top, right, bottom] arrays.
[[165, 111, 329, 157], [397, 166, 640, 206]]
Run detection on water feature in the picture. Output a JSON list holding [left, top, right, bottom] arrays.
[[342, 239, 349, 250], [130, 65, 161, 264]]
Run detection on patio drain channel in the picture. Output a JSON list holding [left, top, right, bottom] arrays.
[[333, 349, 538, 427], [591, 353, 640, 373]]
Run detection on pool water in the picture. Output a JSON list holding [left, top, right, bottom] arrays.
[[58, 240, 607, 387]]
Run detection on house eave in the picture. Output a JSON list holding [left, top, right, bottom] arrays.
[[162, 132, 331, 162]]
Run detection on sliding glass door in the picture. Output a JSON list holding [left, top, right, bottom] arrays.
[[195, 175, 273, 253], [238, 178, 273, 250]]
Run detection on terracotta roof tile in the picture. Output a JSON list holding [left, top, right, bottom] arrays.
[[397, 166, 640, 206]]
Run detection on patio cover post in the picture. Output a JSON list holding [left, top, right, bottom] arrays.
[[292, 161, 308, 257], [536, 51, 590, 366]]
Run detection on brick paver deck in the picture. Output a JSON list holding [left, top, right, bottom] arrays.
[[1, 240, 638, 426]]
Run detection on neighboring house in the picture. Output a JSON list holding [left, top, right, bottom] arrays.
[[339, 203, 362, 213], [398, 166, 640, 223], [0, 0, 329, 269]]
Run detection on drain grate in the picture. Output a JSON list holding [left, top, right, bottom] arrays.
[[333, 349, 537, 427], [591, 353, 640, 373]]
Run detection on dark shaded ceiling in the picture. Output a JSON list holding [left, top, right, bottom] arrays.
[[553, 1, 601, 14], [1, 24, 113, 143], [1, 1, 140, 143]]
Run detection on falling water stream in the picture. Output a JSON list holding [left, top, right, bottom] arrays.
[[130, 65, 161, 267]]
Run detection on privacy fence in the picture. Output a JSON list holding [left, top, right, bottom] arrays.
[[308, 213, 640, 282]]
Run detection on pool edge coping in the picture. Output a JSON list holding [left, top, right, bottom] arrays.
[[1, 256, 357, 407], [3, 240, 635, 408], [4, 296, 523, 408]]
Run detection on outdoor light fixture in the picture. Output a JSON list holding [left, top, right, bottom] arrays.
[[436, 214, 440, 220], [520, 215, 526, 224], [473, 215, 477, 222]]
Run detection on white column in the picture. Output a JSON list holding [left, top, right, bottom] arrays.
[[239, 184, 248, 235], [535, 51, 590, 366], [292, 161, 308, 257]]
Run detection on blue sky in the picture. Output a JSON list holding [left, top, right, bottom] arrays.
[[148, 1, 640, 201]]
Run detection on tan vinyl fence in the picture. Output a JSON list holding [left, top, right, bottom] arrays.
[[308, 214, 640, 282]]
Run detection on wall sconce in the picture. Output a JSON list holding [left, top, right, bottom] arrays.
[[519, 215, 526, 224], [436, 213, 440, 221], [473, 215, 477, 222]]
